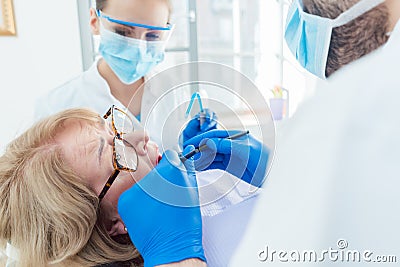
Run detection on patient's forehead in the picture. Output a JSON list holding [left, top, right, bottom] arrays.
[[54, 119, 100, 163], [56, 119, 92, 139], [56, 118, 104, 138], [54, 118, 113, 181]]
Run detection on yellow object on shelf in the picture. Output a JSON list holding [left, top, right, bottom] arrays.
[[269, 85, 289, 120], [271, 85, 284, 98]]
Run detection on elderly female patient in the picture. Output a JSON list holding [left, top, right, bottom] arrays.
[[0, 107, 260, 266]]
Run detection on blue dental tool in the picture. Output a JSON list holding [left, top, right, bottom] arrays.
[[185, 92, 205, 126]]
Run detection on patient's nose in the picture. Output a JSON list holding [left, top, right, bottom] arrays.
[[124, 130, 149, 155]]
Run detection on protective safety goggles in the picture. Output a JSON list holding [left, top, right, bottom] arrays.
[[96, 10, 173, 42]]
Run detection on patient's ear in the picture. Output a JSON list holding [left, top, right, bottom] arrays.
[[109, 219, 128, 237], [89, 8, 100, 35], [99, 201, 128, 237]]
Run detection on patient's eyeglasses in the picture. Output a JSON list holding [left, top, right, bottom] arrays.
[[98, 105, 138, 200]]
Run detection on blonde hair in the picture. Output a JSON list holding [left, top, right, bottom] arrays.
[[0, 108, 142, 266], [96, 0, 173, 21]]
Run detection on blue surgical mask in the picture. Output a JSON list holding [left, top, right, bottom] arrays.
[[99, 26, 166, 84], [285, 0, 385, 79]]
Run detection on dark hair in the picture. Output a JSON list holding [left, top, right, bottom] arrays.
[[303, 0, 389, 77]]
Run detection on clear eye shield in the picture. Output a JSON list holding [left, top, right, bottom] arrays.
[[285, 0, 385, 79], [96, 10, 173, 41]]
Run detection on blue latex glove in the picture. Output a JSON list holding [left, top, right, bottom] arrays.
[[183, 130, 270, 187], [182, 108, 218, 144], [118, 147, 205, 267]]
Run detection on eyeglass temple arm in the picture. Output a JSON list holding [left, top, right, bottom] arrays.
[[103, 106, 114, 119], [99, 169, 120, 200]]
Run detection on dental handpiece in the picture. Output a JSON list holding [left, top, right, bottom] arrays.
[[180, 130, 249, 162]]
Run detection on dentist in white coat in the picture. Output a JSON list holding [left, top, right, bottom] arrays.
[[231, 7, 400, 267]]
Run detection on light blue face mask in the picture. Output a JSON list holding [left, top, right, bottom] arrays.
[[99, 26, 166, 84], [285, 0, 385, 79]]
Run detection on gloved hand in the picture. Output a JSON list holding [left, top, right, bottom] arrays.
[[183, 130, 270, 187], [182, 108, 218, 144], [118, 147, 205, 267]]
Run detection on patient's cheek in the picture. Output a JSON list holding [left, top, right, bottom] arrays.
[[130, 168, 151, 184]]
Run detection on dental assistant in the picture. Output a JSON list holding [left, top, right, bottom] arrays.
[[34, 0, 215, 147]]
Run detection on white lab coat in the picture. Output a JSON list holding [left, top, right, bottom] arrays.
[[198, 169, 260, 266], [231, 20, 400, 266], [34, 58, 191, 150], [34, 60, 275, 152]]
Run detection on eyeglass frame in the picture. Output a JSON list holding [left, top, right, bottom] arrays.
[[98, 105, 138, 200], [96, 9, 173, 31]]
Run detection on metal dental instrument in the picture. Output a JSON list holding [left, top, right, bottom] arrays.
[[225, 130, 250, 140], [180, 130, 250, 162]]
